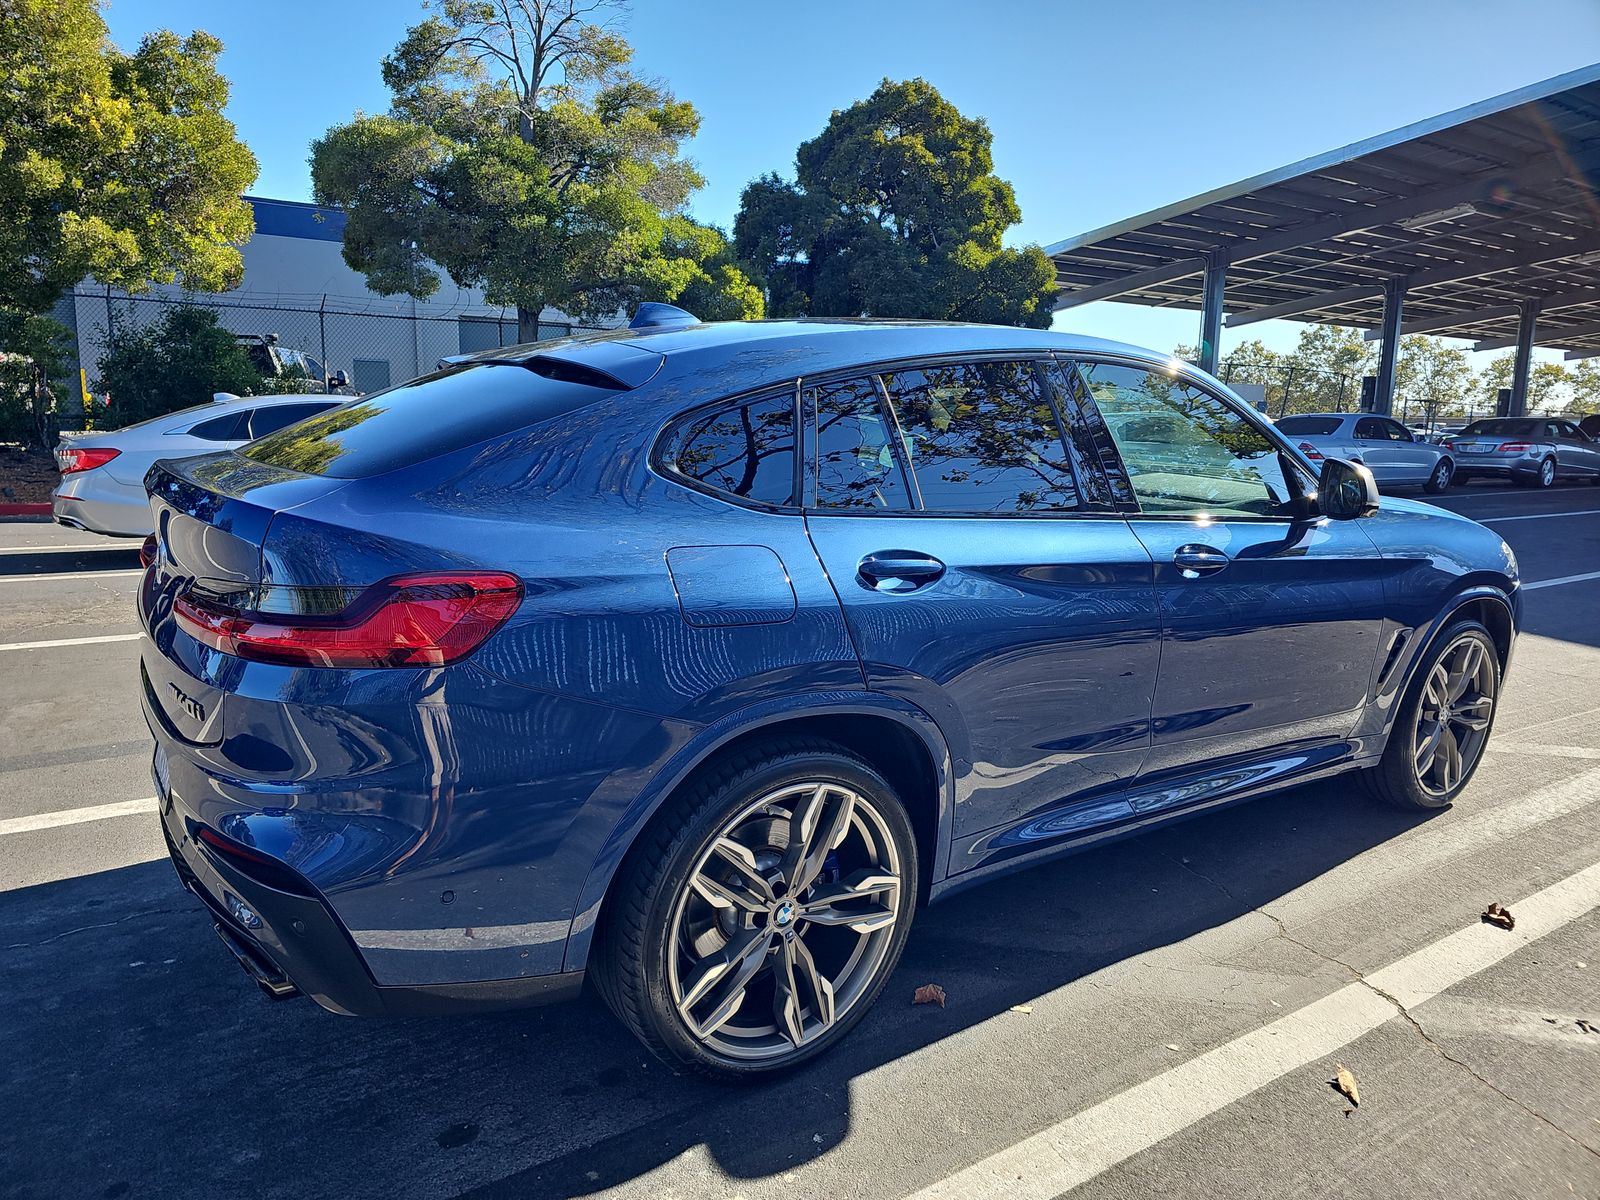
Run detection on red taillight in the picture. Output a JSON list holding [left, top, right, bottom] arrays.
[[1496, 442, 1532, 453], [173, 572, 523, 668], [139, 535, 158, 569], [56, 446, 120, 475], [1297, 440, 1324, 461]]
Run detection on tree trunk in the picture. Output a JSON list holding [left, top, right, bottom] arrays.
[[517, 305, 540, 344]]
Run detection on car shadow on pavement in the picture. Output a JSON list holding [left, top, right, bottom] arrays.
[[0, 780, 1434, 1200]]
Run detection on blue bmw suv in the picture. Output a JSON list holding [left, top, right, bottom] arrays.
[[139, 310, 1519, 1079]]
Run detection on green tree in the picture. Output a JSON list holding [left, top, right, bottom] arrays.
[[0, 0, 257, 314], [733, 78, 1056, 327], [97, 305, 264, 427], [310, 0, 758, 339], [1478, 352, 1569, 414], [1285, 325, 1375, 413], [1569, 358, 1600, 415], [1394, 336, 1474, 428]]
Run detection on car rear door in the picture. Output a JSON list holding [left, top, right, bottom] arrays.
[[1352, 417, 1412, 483], [1069, 357, 1390, 815], [802, 357, 1161, 855]]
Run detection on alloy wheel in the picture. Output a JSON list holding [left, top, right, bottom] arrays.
[[1432, 461, 1451, 489], [666, 781, 904, 1063], [1540, 458, 1556, 487], [1413, 634, 1496, 797]]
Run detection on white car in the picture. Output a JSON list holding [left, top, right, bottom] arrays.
[[1275, 412, 1456, 493], [52, 393, 344, 537]]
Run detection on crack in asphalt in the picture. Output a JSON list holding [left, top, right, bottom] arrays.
[[1159, 850, 1600, 1163], [2, 906, 187, 952]]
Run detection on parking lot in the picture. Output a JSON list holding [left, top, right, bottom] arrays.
[[2, 484, 1597, 1200]]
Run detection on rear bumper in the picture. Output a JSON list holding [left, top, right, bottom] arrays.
[[156, 761, 584, 1017], [51, 486, 152, 537], [1451, 455, 1542, 478]]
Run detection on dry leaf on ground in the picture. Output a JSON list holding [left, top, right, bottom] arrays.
[[1481, 902, 1515, 930], [913, 983, 947, 1008], [1009, 1004, 1033, 1014], [1577, 1019, 1597, 1035], [1331, 1063, 1360, 1107]]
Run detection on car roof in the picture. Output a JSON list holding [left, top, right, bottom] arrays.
[[483, 319, 1181, 397]]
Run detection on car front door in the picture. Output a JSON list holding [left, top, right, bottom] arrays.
[[1380, 418, 1440, 483], [1352, 417, 1410, 483], [802, 358, 1162, 852], [1070, 358, 1392, 816], [1550, 421, 1600, 479]]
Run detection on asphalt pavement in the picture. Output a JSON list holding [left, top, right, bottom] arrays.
[[2, 480, 1598, 1200]]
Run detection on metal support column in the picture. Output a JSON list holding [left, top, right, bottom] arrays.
[[1508, 299, 1539, 417], [1373, 277, 1406, 416], [1197, 250, 1226, 374]]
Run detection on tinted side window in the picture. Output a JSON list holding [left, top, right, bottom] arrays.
[[187, 411, 250, 442], [813, 377, 911, 510], [248, 402, 336, 439], [242, 363, 616, 479], [1276, 416, 1343, 436], [1354, 418, 1387, 440], [663, 392, 797, 506], [1382, 420, 1413, 442], [1078, 361, 1295, 518], [880, 360, 1079, 513]]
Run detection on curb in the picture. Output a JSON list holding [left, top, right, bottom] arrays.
[[0, 503, 53, 519]]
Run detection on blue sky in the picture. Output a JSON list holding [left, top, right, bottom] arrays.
[[104, 0, 1600, 358]]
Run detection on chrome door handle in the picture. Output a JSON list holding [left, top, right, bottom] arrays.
[[857, 551, 946, 593], [1173, 544, 1230, 578]]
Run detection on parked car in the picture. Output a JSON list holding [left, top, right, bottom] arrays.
[[53, 394, 344, 536], [1443, 416, 1600, 487], [140, 314, 1519, 1080], [1276, 412, 1456, 492]]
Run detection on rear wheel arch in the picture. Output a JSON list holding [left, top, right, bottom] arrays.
[[571, 703, 952, 973]]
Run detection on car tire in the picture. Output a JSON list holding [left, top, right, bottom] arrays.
[[1423, 458, 1454, 493], [1361, 621, 1500, 811], [593, 738, 919, 1081], [1534, 456, 1557, 488]]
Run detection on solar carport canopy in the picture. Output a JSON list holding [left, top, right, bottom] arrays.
[[1048, 66, 1600, 364]]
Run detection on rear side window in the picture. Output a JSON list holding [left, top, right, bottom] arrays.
[[247, 402, 337, 439], [187, 410, 250, 441], [660, 392, 798, 506], [1276, 416, 1342, 436], [880, 360, 1079, 513], [813, 377, 912, 510], [240, 363, 616, 478]]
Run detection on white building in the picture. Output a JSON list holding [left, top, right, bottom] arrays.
[[59, 196, 603, 398]]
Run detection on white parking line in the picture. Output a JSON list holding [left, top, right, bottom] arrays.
[[1524, 569, 1600, 591], [0, 569, 144, 584], [0, 542, 134, 554], [0, 633, 141, 653], [1481, 507, 1600, 523], [906, 859, 1600, 1200], [0, 797, 156, 837]]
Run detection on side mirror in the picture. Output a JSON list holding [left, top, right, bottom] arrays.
[[329, 370, 350, 390], [1318, 457, 1380, 520]]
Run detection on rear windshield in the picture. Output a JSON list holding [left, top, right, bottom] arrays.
[[239, 362, 616, 478], [1275, 416, 1343, 435], [1459, 419, 1538, 437]]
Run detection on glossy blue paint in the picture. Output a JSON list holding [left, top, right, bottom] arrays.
[[137, 319, 1519, 1017]]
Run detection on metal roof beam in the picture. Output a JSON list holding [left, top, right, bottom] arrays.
[[1565, 348, 1600, 360], [1228, 231, 1600, 327], [1364, 305, 1521, 338], [1052, 256, 1207, 310], [1478, 316, 1600, 351]]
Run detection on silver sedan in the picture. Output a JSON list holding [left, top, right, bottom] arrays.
[[52, 394, 343, 537], [1275, 412, 1456, 493], [1443, 417, 1600, 488]]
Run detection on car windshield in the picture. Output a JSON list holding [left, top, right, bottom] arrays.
[[1459, 419, 1540, 437], [1276, 416, 1343, 435]]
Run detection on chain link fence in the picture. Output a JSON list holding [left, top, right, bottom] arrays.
[[61, 289, 612, 430]]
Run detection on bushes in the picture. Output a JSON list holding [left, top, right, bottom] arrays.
[[96, 305, 265, 428], [0, 310, 74, 448]]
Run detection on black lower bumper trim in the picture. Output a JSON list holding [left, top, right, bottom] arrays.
[[161, 798, 582, 1017]]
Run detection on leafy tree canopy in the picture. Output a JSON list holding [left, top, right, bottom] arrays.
[[0, 0, 257, 313], [311, 0, 760, 335], [733, 78, 1056, 328], [97, 305, 265, 427]]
